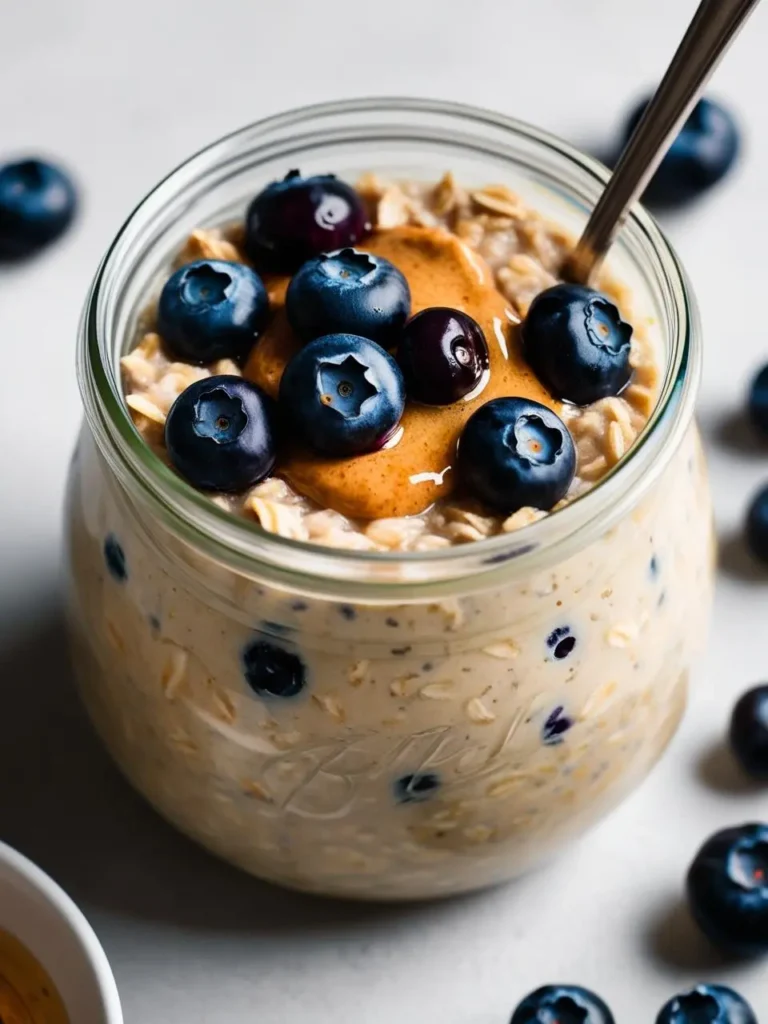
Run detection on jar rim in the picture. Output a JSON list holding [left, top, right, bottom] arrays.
[[78, 96, 698, 596]]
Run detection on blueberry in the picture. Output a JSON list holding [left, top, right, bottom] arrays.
[[286, 248, 410, 346], [748, 364, 768, 438], [457, 397, 576, 514], [510, 984, 615, 1024], [245, 170, 369, 271], [745, 484, 768, 564], [522, 284, 633, 405], [241, 639, 306, 698], [542, 707, 573, 745], [730, 686, 768, 780], [687, 823, 768, 954], [394, 773, 440, 804], [655, 984, 757, 1024], [0, 158, 77, 258], [165, 375, 275, 492], [624, 96, 740, 206], [396, 307, 490, 405], [103, 534, 127, 582], [279, 333, 405, 456], [157, 259, 269, 365]]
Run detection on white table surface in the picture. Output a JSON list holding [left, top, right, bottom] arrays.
[[2, 0, 768, 1020]]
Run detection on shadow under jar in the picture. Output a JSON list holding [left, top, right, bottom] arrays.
[[65, 99, 714, 901]]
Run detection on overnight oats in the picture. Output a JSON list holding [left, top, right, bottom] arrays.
[[66, 100, 713, 900]]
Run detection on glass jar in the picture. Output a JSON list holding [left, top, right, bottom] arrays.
[[66, 99, 713, 900]]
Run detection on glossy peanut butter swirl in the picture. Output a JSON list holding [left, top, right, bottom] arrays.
[[244, 225, 559, 519]]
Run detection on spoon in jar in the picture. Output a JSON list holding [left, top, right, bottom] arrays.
[[568, 0, 761, 285]]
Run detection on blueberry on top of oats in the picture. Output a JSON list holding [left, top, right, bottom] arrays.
[[396, 307, 489, 405], [157, 259, 269, 365], [457, 397, 575, 514], [522, 283, 633, 406], [286, 247, 410, 345], [0, 158, 77, 259], [279, 333, 405, 456], [165, 375, 276, 491], [245, 170, 370, 271]]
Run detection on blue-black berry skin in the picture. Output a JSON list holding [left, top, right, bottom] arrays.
[[655, 983, 757, 1024], [730, 686, 768, 780], [510, 984, 615, 1024], [157, 259, 269, 365], [0, 158, 77, 258], [686, 823, 768, 955], [245, 171, 369, 271], [164, 375, 276, 492], [746, 485, 768, 565], [457, 397, 576, 514], [748, 364, 768, 438], [624, 96, 740, 206], [522, 284, 632, 405], [241, 640, 306, 699], [286, 248, 410, 346], [279, 333, 405, 456]]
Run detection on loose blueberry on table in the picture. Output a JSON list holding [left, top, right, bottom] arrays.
[[729, 685, 768, 780], [0, 158, 77, 258], [522, 283, 633, 405], [623, 95, 740, 206], [748, 363, 768, 438], [245, 170, 370, 271], [655, 984, 757, 1024], [457, 397, 576, 514], [158, 259, 269, 364], [286, 248, 411, 346], [279, 333, 406, 456], [165, 375, 276, 491], [510, 984, 614, 1024], [745, 484, 768, 565], [396, 307, 490, 405], [686, 822, 768, 954]]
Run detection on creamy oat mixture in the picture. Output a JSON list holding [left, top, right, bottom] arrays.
[[68, 166, 713, 900], [120, 174, 659, 552]]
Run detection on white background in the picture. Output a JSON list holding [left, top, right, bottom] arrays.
[[2, 0, 768, 1020]]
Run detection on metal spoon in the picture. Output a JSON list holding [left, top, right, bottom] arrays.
[[569, 0, 761, 285]]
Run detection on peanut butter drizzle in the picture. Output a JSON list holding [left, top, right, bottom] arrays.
[[244, 225, 559, 519]]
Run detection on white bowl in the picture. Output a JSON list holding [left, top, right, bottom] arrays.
[[0, 840, 123, 1024]]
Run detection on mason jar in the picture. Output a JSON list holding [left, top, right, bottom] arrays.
[[65, 99, 713, 901]]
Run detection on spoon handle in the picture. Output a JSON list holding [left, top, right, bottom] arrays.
[[569, 0, 761, 284]]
